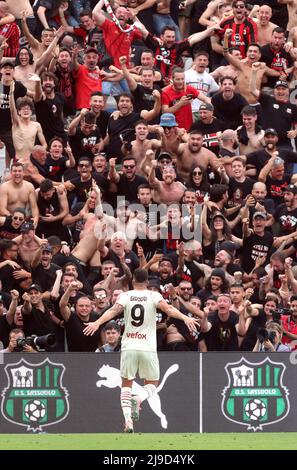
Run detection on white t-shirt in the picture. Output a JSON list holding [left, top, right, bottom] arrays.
[[185, 69, 219, 112], [117, 289, 163, 352]]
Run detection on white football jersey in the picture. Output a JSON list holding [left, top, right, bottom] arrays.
[[117, 289, 163, 352]]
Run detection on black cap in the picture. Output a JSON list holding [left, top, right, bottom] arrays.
[[0, 61, 15, 68], [211, 268, 226, 280], [274, 80, 289, 89], [264, 128, 278, 137], [199, 103, 214, 111], [157, 151, 172, 161], [283, 184, 297, 195], [20, 221, 34, 232], [41, 244, 52, 253], [148, 277, 161, 290], [220, 240, 240, 253], [211, 210, 225, 220], [28, 284, 42, 293]]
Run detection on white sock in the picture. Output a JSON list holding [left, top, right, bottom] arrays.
[[120, 387, 132, 422], [137, 384, 157, 404]]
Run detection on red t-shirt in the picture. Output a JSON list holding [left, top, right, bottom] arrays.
[[282, 315, 297, 350], [100, 18, 142, 68], [74, 65, 102, 110], [161, 85, 199, 130]]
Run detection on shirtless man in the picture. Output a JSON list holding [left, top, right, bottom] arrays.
[[176, 130, 220, 183], [237, 105, 264, 154], [13, 222, 45, 268], [0, 162, 39, 227], [223, 29, 280, 104], [149, 161, 186, 204], [278, 0, 297, 31], [252, 5, 278, 46], [121, 120, 161, 173], [70, 186, 115, 267], [21, 11, 58, 61], [211, 48, 241, 82], [9, 82, 46, 161]]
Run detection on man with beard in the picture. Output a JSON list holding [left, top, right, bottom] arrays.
[[31, 243, 60, 293], [219, 129, 239, 175], [22, 284, 56, 341], [21, 12, 57, 60], [34, 71, 67, 144], [175, 240, 205, 289], [49, 47, 76, 117], [212, 75, 248, 130], [119, 57, 161, 122], [198, 293, 247, 351], [0, 208, 26, 240], [72, 46, 102, 110], [250, 76, 297, 150], [176, 130, 220, 183], [193, 103, 226, 156], [260, 27, 293, 88], [161, 68, 210, 131], [149, 161, 186, 204], [90, 92, 109, 139], [246, 129, 297, 176], [64, 156, 107, 203], [109, 156, 148, 204], [281, 295, 297, 350], [0, 162, 39, 228], [68, 109, 103, 163], [242, 211, 273, 274], [185, 51, 220, 117], [104, 92, 161, 161], [273, 185, 297, 237], [259, 156, 290, 205]]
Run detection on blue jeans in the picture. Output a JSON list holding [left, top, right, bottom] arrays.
[[102, 79, 130, 97], [153, 14, 181, 41], [70, 1, 91, 22]]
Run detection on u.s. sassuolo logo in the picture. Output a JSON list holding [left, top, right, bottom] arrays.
[[1, 358, 69, 432], [222, 357, 289, 431]]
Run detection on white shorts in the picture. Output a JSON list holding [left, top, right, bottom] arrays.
[[120, 350, 160, 381]]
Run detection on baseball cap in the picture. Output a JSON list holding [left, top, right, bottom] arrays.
[[20, 221, 34, 232], [85, 46, 98, 55], [148, 277, 161, 290], [41, 244, 52, 253], [253, 211, 267, 219], [274, 80, 289, 89], [0, 61, 15, 68], [199, 103, 214, 111], [220, 240, 240, 253], [211, 210, 225, 220], [157, 151, 172, 161], [159, 113, 177, 127], [283, 184, 297, 195], [264, 128, 278, 137], [28, 284, 42, 293]]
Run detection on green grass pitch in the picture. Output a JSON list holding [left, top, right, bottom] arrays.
[[0, 433, 296, 450]]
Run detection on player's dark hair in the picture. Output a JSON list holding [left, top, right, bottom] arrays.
[[133, 268, 148, 284]]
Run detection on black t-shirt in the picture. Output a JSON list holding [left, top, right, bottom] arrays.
[[274, 204, 297, 236], [105, 112, 141, 161], [240, 308, 266, 351], [247, 148, 297, 173], [212, 92, 248, 129], [191, 118, 226, 156], [65, 311, 100, 352], [0, 316, 11, 348], [31, 263, 60, 292], [0, 217, 21, 240], [103, 248, 139, 276], [46, 154, 68, 182], [132, 84, 160, 124], [35, 92, 66, 143], [259, 94, 297, 148], [69, 174, 108, 202], [199, 311, 240, 351], [0, 81, 27, 131], [242, 231, 273, 274], [116, 174, 148, 203], [266, 174, 290, 205], [69, 127, 102, 163], [95, 110, 110, 139], [23, 306, 56, 338], [228, 177, 255, 208]]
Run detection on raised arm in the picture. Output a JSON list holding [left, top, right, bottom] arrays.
[[141, 90, 161, 121], [249, 62, 262, 100], [92, 0, 107, 26], [83, 302, 124, 336], [119, 56, 138, 91], [158, 299, 199, 333], [21, 10, 39, 51], [188, 22, 222, 47], [9, 80, 19, 127], [36, 6, 50, 30], [223, 29, 243, 71]]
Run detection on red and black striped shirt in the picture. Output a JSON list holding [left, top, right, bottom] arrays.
[[0, 23, 20, 58], [144, 33, 190, 80], [217, 16, 258, 58]]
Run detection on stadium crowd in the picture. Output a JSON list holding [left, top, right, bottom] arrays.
[[1, 0, 297, 353]]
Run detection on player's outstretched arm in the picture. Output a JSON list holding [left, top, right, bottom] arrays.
[[83, 303, 123, 336], [158, 300, 199, 333]]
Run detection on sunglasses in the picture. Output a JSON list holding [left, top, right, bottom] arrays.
[[193, 171, 202, 176], [180, 287, 192, 291], [78, 163, 90, 168], [13, 216, 24, 221], [123, 164, 135, 169], [160, 159, 171, 164]]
